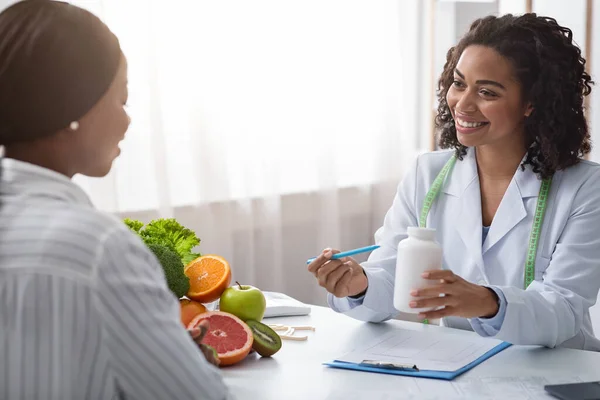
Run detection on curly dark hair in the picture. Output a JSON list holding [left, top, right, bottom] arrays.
[[435, 13, 593, 179]]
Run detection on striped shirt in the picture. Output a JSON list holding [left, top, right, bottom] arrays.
[[0, 158, 234, 400]]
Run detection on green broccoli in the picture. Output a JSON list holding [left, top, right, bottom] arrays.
[[146, 243, 190, 298], [123, 217, 201, 299]]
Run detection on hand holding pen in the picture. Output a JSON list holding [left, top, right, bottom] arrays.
[[306, 247, 375, 299]]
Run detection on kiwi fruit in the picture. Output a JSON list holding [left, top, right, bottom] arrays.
[[245, 320, 282, 357]]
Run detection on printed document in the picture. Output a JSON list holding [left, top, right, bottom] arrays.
[[336, 328, 505, 372]]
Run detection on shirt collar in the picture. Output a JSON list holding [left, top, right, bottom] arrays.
[[442, 148, 540, 198], [0, 157, 93, 207]]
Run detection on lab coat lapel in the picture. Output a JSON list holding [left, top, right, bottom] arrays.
[[482, 161, 539, 254], [443, 150, 486, 278]]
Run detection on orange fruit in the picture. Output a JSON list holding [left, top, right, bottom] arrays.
[[185, 255, 232, 303], [179, 298, 207, 327], [187, 311, 253, 366]]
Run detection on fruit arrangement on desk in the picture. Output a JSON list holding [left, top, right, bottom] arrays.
[[123, 217, 282, 366]]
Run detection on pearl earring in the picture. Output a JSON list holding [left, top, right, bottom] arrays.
[[69, 121, 79, 131]]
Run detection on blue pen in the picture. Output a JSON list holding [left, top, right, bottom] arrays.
[[306, 244, 380, 264]]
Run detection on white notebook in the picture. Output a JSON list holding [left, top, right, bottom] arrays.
[[262, 291, 311, 318]]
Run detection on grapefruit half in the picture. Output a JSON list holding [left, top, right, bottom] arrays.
[[188, 311, 253, 366]]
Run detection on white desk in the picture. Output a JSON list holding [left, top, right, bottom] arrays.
[[221, 305, 600, 400]]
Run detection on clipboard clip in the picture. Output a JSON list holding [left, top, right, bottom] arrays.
[[359, 360, 419, 371]]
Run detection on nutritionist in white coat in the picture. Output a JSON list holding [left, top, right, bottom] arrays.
[[308, 14, 600, 351]]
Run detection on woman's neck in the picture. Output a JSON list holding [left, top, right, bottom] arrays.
[[475, 143, 526, 180], [5, 141, 73, 178], [476, 140, 527, 226]]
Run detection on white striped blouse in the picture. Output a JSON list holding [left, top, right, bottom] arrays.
[[0, 158, 235, 400]]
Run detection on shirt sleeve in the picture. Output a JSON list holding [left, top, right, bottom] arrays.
[[469, 286, 507, 336], [94, 228, 235, 400], [327, 291, 365, 312]]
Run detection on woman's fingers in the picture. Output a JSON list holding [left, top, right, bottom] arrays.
[[418, 306, 454, 320], [422, 269, 458, 282], [308, 248, 365, 297], [307, 248, 341, 274], [411, 283, 455, 298], [410, 295, 453, 310], [307, 253, 329, 274], [189, 320, 210, 344], [316, 259, 344, 286], [199, 344, 220, 366], [332, 263, 355, 297], [326, 248, 341, 256], [325, 261, 352, 289]]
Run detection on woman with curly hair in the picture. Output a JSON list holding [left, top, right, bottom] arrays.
[[309, 13, 600, 350]]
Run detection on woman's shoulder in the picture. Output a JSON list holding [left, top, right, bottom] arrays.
[[3, 202, 142, 280], [415, 149, 455, 167], [394, 149, 457, 198], [556, 158, 600, 195], [41, 203, 136, 252], [559, 158, 600, 181], [565, 158, 600, 173], [408, 149, 456, 181]]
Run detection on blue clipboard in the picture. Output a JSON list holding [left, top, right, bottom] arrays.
[[323, 341, 511, 380]]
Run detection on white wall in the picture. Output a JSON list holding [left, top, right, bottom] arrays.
[[498, 0, 526, 15], [534, 0, 587, 54], [432, 1, 500, 107]]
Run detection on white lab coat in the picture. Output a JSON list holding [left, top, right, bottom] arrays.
[[329, 148, 600, 351]]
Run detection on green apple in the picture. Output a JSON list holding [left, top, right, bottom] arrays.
[[219, 281, 266, 322]]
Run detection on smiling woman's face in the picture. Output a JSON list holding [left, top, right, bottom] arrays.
[[446, 45, 532, 150]]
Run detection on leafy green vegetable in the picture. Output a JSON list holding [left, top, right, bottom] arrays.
[[124, 218, 201, 265], [139, 219, 201, 265], [124, 218, 144, 234]]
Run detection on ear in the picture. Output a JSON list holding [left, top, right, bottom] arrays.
[[524, 102, 534, 117]]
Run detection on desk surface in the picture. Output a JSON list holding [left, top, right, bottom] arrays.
[[221, 305, 600, 400]]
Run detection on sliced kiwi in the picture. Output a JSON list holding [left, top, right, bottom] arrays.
[[245, 320, 282, 357]]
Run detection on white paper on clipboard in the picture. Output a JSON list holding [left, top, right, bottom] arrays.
[[337, 328, 504, 372]]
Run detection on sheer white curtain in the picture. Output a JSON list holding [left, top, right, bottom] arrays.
[[15, 0, 425, 305]]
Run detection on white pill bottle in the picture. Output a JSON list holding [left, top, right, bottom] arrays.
[[393, 226, 443, 313]]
